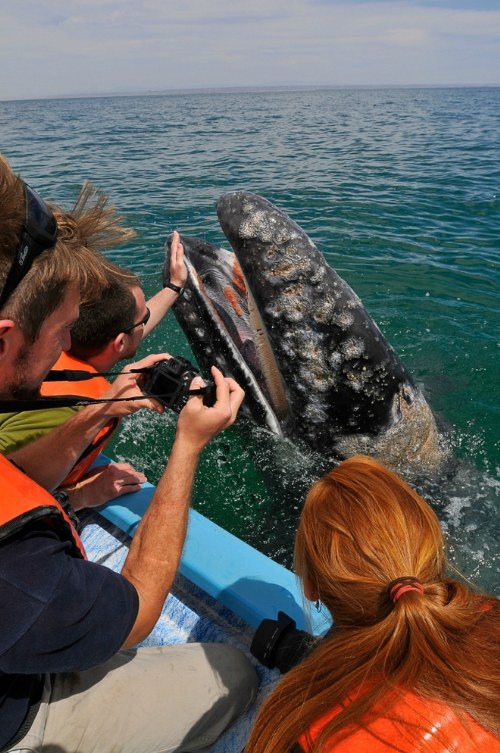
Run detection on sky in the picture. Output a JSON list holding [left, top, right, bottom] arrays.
[[0, 0, 499, 100]]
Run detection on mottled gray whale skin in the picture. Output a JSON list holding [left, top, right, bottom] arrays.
[[165, 193, 446, 475]]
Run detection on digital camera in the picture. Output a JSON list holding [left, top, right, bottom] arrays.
[[140, 356, 216, 414]]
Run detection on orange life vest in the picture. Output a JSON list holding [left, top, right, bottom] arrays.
[[0, 454, 86, 558], [297, 686, 500, 753], [41, 351, 118, 486]]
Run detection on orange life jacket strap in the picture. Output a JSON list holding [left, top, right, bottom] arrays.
[[0, 455, 86, 558]]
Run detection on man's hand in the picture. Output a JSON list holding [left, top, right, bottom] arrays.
[[142, 231, 187, 338], [169, 230, 188, 289], [100, 353, 170, 417], [65, 462, 147, 510], [176, 366, 245, 452]]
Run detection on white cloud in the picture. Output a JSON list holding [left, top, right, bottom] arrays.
[[0, 0, 499, 99]]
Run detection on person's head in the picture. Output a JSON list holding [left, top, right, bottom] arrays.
[[295, 454, 446, 627], [0, 153, 135, 397], [69, 266, 147, 365], [245, 456, 500, 753]]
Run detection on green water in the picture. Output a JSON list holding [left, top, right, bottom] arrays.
[[1, 86, 498, 591]]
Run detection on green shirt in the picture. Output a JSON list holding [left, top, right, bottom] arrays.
[[0, 407, 80, 455]]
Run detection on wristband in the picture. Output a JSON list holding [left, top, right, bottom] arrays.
[[165, 282, 184, 296]]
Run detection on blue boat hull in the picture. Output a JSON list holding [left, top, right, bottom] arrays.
[[80, 455, 330, 752]]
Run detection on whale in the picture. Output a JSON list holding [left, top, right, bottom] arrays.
[[163, 192, 447, 477]]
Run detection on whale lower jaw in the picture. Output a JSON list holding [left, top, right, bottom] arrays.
[[169, 249, 284, 437]]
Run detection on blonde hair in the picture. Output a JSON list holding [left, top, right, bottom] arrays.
[[245, 455, 499, 753], [0, 154, 135, 342]]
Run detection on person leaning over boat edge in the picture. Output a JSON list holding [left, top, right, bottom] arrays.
[[245, 455, 500, 753], [0, 153, 257, 753], [0, 186, 187, 509]]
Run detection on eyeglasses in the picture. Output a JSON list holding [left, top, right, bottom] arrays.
[[122, 306, 151, 334], [0, 181, 58, 311]]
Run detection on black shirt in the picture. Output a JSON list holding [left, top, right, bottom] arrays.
[[0, 522, 139, 748]]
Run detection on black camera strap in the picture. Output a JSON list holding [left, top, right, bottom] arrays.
[[42, 368, 142, 381], [0, 395, 146, 411], [0, 367, 212, 412], [0, 388, 212, 412]]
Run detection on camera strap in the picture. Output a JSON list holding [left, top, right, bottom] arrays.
[[0, 395, 148, 411], [0, 369, 212, 412], [42, 368, 143, 381]]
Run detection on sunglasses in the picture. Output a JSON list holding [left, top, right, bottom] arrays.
[[0, 181, 58, 311], [122, 306, 151, 334]]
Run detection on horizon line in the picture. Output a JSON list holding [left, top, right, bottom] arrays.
[[2, 82, 500, 104]]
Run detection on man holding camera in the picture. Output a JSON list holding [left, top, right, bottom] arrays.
[[0, 154, 257, 752], [0, 217, 187, 509]]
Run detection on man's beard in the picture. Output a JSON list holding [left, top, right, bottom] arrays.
[[7, 344, 42, 401], [122, 341, 139, 361]]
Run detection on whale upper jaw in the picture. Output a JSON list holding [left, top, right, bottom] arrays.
[[164, 193, 447, 476]]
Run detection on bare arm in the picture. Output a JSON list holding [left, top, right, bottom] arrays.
[[142, 230, 187, 337], [121, 367, 244, 647], [8, 353, 167, 491]]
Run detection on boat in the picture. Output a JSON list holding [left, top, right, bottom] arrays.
[[79, 456, 331, 753]]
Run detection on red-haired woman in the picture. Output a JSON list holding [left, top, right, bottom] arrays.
[[245, 455, 500, 753]]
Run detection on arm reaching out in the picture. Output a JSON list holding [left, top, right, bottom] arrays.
[[8, 353, 167, 491], [121, 367, 244, 646]]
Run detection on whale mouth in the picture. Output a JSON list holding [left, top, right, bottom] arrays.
[[163, 192, 445, 475], [166, 235, 289, 436]]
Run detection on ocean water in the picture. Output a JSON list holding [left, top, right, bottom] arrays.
[[0, 87, 498, 593]]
